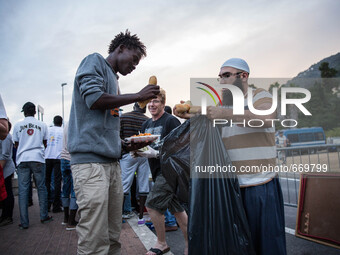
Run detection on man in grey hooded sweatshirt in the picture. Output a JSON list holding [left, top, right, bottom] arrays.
[[68, 30, 159, 255]]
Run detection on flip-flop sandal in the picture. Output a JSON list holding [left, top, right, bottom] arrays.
[[149, 247, 170, 255]]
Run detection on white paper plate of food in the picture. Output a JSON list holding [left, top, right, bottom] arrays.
[[125, 134, 160, 143]]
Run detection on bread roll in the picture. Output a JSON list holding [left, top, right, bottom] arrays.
[[149, 76, 157, 85], [175, 103, 191, 113], [138, 76, 157, 109]]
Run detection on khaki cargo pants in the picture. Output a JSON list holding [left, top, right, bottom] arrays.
[[72, 162, 123, 255]]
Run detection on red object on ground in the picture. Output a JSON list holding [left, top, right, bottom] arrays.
[[0, 165, 7, 201]]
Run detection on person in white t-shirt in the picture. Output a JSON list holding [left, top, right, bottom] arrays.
[[276, 131, 288, 147], [0, 120, 16, 226], [45, 116, 63, 213], [60, 121, 78, 230], [12, 102, 53, 229]]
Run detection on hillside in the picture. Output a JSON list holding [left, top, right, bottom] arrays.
[[285, 52, 340, 88]]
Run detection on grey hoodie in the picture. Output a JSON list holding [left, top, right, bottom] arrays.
[[68, 53, 121, 164]]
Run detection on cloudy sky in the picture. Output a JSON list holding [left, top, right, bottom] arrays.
[[1, 0, 339, 126]]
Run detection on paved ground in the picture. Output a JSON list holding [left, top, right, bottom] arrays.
[[1, 189, 339, 255], [0, 190, 147, 255]]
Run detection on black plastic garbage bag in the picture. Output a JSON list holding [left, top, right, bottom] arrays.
[[189, 115, 255, 255], [160, 119, 190, 203], [161, 115, 254, 254]]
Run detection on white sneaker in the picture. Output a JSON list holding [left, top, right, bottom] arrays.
[[122, 212, 134, 219], [138, 218, 146, 226], [66, 224, 77, 231]]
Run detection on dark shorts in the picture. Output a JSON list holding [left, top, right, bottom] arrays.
[[241, 177, 287, 255], [146, 174, 184, 214]]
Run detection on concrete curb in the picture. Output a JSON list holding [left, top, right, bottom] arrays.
[[127, 215, 174, 255]]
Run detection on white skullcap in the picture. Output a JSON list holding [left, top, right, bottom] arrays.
[[221, 58, 250, 73]]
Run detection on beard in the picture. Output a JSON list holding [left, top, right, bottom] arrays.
[[222, 78, 243, 106]]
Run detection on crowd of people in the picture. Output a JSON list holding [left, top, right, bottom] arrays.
[[0, 30, 287, 255], [0, 101, 77, 230]]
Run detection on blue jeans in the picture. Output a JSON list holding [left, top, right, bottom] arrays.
[[17, 161, 48, 227], [123, 192, 131, 213], [61, 159, 77, 210]]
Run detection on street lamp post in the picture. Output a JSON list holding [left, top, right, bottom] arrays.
[[61, 83, 67, 123]]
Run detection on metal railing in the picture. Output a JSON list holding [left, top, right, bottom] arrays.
[[276, 144, 340, 207]]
